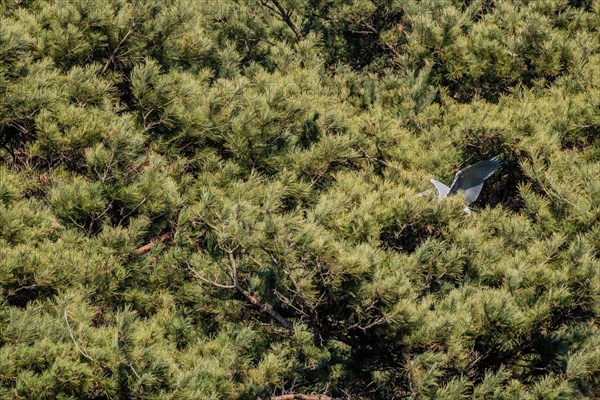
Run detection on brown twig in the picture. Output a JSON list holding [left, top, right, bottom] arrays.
[[135, 233, 170, 255], [271, 394, 334, 400], [385, 42, 402, 58]]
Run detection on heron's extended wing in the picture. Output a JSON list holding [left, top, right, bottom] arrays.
[[430, 179, 451, 199], [448, 155, 501, 203]]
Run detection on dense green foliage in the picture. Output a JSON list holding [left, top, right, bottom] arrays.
[[1, 0, 599, 398]]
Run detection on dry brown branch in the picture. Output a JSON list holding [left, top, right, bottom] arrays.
[[271, 394, 334, 400], [135, 233, 170, 255]]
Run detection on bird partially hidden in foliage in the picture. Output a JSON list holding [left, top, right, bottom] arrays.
[[419, 155, 501, 214]]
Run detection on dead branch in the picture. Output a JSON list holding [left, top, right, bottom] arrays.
[[135, 233, 170, 255], [271, 394, 334, 400]]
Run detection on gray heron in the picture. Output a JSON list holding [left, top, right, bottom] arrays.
[[420, 155, 501, 214]]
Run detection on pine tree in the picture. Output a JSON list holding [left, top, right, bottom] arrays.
[[0, 0, 598, 398]]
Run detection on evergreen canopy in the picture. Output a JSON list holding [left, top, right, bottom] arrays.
[[0, 0, 599, 398]]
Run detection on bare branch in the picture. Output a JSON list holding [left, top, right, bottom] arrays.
[[385, 42, 402, 59], [129, 363, 142, 382], [227, 251, 294, 330], [64, 309, 95, 362], [135, 233, 170, 255], [187, 263, 236, 289], [67, 215, 87, 231]]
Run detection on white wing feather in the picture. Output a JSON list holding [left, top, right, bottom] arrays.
[[430, 179, 451, 199]]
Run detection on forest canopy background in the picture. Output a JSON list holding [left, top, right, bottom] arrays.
[[0, 0, 599, 399]]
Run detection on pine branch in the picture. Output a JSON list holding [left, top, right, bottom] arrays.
[[186, 264, 236, 289], [102, 22, 136, 73], [354, 18, 402, 59], [259, 0, 304, 41], [358, 148, 401, 171], [118, 195, 150, 225], [540, 172, 593, 217], [129, 363, 142, 382], [227, 251, 294, 330], [271, 394, 334, 400], [182, 248, 294, 330]]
